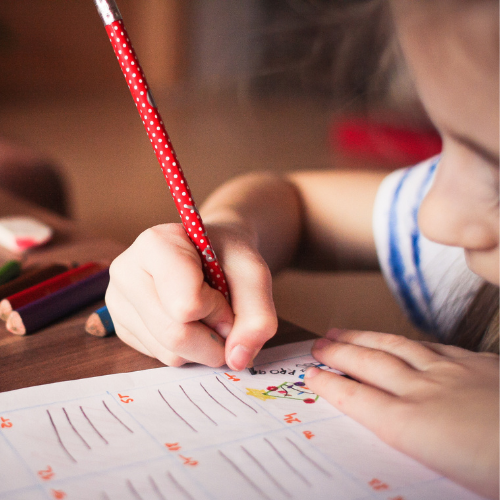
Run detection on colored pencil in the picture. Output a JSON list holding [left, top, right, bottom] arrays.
[[94, 0, 229, 300], [6, 268, 110, 336], [0, 262, 101, 320], [0, 260, 21, 285], [0, 263, 69, 301], [85, 305, 115, 337]]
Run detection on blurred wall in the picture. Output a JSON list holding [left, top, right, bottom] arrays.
[[189, 0, 264, 91], [0, 1, 190, 99]]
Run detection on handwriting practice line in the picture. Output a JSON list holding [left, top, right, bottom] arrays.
[[63, 407, 91, 450], [158, 389, 198, 433], [199, 382, 237, 417], [179, 384, 218, 426], [218, 449, 272, 500], [241, 445, 292, 498], [47, 409, 77, 463], [103, 400, 134, 433], [215, 376, 258, 413], [80, 405, 109, 444]]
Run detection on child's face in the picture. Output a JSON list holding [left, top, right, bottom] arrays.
[[391, 0, 499, 285]]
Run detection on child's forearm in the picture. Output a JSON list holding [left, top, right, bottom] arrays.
[[200, 172, 302, 274], [288, 169, 384, 271], [200, 169, 384, 274]]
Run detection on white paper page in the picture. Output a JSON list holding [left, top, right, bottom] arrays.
[[0, 341, 485, 500]]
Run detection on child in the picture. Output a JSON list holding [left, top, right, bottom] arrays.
[[105, 0, 499, 497]]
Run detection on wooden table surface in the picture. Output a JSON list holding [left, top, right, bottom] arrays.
[[0, 189, 316, 393]]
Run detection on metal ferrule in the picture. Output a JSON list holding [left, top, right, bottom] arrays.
[[94, 0, 122, 26]]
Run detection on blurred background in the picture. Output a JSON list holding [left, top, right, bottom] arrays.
[[0, 0, 439, 338]]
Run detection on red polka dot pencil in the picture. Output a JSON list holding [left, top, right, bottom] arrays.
[[93, 0, 229, 300]]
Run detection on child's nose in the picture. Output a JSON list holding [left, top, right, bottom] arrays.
[[418, 161, 497, 252]]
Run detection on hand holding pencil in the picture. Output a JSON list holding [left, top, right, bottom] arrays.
[[95, 0, 278, 370], [93, 0, 228, 299]]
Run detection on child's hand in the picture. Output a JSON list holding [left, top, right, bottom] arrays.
[[105, 222, 277, 370], [305, 330, 499, 499]]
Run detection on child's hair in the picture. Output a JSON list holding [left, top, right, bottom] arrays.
[[259, 0, 499, 353], [450, 283, 499, 354], [255, 0, 420, 113]]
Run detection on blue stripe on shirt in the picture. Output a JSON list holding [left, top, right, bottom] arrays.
[[388, 167, 433, 331], [410, 159, 439, 330]]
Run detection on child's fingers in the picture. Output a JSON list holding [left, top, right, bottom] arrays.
[[305, 367, 398, 440], [223, 253, 278, 371], [113, 321, 155, 358], [132, 224, 234, 327], [325, 329, 441, 370], [311, 338, 420, 395], [419, 341, 478, 358], [107, 301, 181, 365], [106, 277, 226, 367], [113, 317, 189, 367], [106, 283, 188, 366]]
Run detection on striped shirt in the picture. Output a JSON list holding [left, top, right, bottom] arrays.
[[373, 156, 483, 340]]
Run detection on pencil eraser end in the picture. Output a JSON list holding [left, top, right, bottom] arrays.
[[0, 216, 53, 252]]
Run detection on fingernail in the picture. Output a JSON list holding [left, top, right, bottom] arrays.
[[325, 328, 344, 340], [229, 344, 255, 371], [313, 337, 332, 350], [215, 322, 232, 339], [305, 367, 321, 378]]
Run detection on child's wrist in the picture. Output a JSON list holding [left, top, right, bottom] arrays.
[[200, 208, 260, 250]]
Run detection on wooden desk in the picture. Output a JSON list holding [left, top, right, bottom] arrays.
[[0, 189, 316, 393]]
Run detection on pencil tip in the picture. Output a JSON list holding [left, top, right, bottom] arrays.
[[6, 311, 26, 336], [85, 313, 107, 337]]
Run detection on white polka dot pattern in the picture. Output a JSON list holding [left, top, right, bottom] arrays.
[[104, 20, 229, 299]]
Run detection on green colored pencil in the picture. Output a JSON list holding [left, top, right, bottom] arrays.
[[0, 260, 21, 285]]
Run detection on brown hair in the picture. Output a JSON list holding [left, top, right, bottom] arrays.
[[255, 0, 417, 111], [449, 283, 499, 353]]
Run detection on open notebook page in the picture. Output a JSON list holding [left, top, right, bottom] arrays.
[[0, 340, 485, 500]]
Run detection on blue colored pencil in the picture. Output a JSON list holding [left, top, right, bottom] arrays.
[[85, 305, 115, 337], [6, 268, 109, 335]]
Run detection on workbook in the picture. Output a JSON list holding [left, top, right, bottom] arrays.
[[0, 341, 484, 500]]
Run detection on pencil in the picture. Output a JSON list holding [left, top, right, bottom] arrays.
[[93, 0, 229, 300], [6, 268, 110, 336], [85, 305, 115, 337], [0, 263, 69, 301], [0, 262, 102, 321], [0, 260, 21, 285]]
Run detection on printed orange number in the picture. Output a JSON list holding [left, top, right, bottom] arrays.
[[179, 455, 198, 466], [284, 412, 301, 424], [389, 496, 405, 500], [165, 442, 181, 451], [303, 430, 314, 439], [51, 489, 67, 499], [38, 466, 54, 481], [118, 393, 133, 403], [224, 373, 240, 382], [369, 478, 389, 491], [0, 417, 12, 428]]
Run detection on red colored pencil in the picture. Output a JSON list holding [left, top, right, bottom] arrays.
[[0, 263, 69, 301], [6, 268, 110, 336], [0, 262, 102, 320], [93, 0, 229, 300]]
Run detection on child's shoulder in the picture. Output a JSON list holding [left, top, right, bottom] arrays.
[[376, 156, 440, 213], [373, 155, 483, 339]]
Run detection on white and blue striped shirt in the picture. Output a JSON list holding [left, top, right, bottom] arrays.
[[373, 157, 483, 340]]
